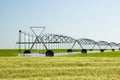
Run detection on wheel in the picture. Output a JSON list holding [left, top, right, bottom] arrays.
[[81, 49, 87, 54], [112, 49, 115, 51], [24, 50, 31, 54], [67, 49, 72, 53], [45, 50, 54, 57], [100, 49, 104, 52]]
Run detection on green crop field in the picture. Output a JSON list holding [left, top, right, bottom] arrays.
[[0, 49, 82, 57], [65, 51, 120, 57], [0, 49, 73, 57], [0, 49, 18, 57], [0, 49, 120, 57]]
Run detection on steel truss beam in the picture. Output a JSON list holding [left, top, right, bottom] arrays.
[[17, 29, 120, 54]]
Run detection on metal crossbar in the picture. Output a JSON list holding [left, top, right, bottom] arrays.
[[16, 27, 120, 55]]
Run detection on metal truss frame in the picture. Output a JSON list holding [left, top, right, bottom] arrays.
[[16, 28, 120, 55], [71, 38, 99, 49]]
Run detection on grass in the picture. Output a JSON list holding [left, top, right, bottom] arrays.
[[65, 51, 120, 57], [0, 49, 120, 57], [30, 49, 82, 53], [0, 49, 80, 56], [31, 49, 70, 53], [0, 49, 66, 57], [0, 57, 120, 80], [0, 49, 18, 57]]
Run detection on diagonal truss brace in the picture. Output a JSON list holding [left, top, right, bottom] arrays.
[[30, 26, 48, 50]]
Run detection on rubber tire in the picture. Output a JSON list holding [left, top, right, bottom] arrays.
[[46, 50, 54, 57], [100, 49, 104, 52], [24, 50, 31, 54], [67, 49, 72, 53], [81, 49, 87, 54], [112, 49, 115, 51]]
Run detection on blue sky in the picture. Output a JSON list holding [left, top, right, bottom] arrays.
[[0, 0, 120, 48]]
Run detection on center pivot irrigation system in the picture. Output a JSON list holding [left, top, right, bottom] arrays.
[[16, 27, 120, 56]]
